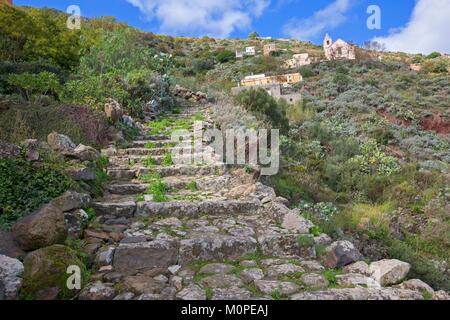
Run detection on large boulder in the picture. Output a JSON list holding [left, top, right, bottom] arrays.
[[51, 191, 92, 212], [12, 204, 67, 251], [21, 245, 85, 299], [323, 240, 362, 268], [47, 132, 76, 154], [369, 259, 411, 286], [0, 254, 24, 300], [72, 144, 100, 162], [104, 98, 123, 123]]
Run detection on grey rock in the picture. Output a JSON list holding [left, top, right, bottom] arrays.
[[64, 209, 89, 239], [113, 292, 135, 300], [291, 288, 423, 300], [79, 281, 116, 300], [52, 191, 92, 212], [47, 132, 76, 153], [254, 280, 300, 297], [323, 240, 362, 268], [240, 268, 264, 284], [198, 274, 242, 288], [12, 203, 67, 251], [176, 284, 206, 300], [369, 259, 411, 286], [336, 273, 380, 288], [212, 287, 252, 300], [267, 264, 304, 278], [300, 273, 329, 289], [0, 254, 24, 300], [281, 212, 313, 234], [394, 279, 434, 295], [73, 144, 100, 161], [343, 261, 371, 276], [96, 246, 115, 267], [199, 263, 234, 275], [65, 166, 96, 181], [113, 238, 179, 275]]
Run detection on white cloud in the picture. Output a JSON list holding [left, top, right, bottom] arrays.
[[372, 0, 450, 54], [283, 0, 354, 41], [126, 0, 270, 38]]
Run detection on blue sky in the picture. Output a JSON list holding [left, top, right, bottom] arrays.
[[14, 0, 450, 54]]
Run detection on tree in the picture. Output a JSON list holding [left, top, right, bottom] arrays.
[[235, 88, 289, 134], [248, 31, 260, 40], [7, 71, 61, 102]]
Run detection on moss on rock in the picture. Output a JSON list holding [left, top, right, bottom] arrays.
[[20, 244, 86, 299]]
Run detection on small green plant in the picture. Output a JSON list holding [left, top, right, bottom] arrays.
[[141, 157, 157, 167], [297, 235, 314, 247], [244, 164, 254, 173], [309, 225, 322, 237], [161, 153, 174, 166], [205, 288, 213, 300], [138, 172, 161, 183], [85, 208, 97, 221], [135, 194, 145, 202], [323, 269, 342, 287], [192, 113, 204, 121], [147, 119, 173, 134], [185, 181, 198, 191], [270, 288, 281, 300], [146, 179, 167, 202], [144, 142, 156, 149]]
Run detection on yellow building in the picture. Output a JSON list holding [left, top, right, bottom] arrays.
[[240, 73, 302, 87]]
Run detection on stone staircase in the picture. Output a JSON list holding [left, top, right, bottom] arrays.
[[79, 102, 445, 301]]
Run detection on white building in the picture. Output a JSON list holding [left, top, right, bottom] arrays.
[[284, 53, 311, 69], [323, 34, 356, 61], [245, 46, 256, 56]]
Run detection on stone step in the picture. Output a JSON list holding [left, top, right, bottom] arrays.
[[92, 200, 136, 218], [137, 164, 226, 177], [107, 175, 232, 195], [135, 133, 193, 141], [107, 168, 136, 181], [129, 140, 193, 148], [135, 199, 259, 217], [118, 147, 172, 156]]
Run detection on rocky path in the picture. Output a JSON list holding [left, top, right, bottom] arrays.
[[79, 102, 447, 300]]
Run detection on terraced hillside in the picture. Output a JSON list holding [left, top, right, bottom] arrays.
[[72, 101, 448, 300]]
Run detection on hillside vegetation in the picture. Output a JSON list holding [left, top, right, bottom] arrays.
[[0, 5, 449, 291]]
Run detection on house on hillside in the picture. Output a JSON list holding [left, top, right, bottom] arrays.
[[231, 82, 302, 104], [284, 53, 312, 69], [263, 43, 278, 56], [245, 46, 256, 56], [0, 0, 13, 5], [323, 34, 356, 61], [239, 73, 302, 87]]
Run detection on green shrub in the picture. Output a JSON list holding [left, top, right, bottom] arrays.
[[0, 158, 72, 230], [215, 50, 235, 64], [235, 88, 289, 134], [7, 72, 61, 102]]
